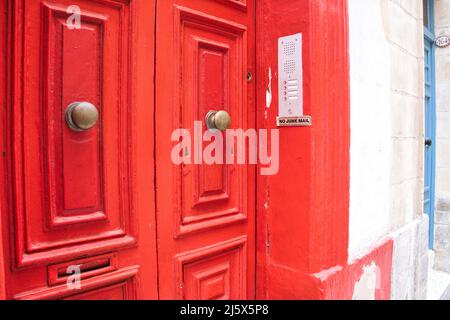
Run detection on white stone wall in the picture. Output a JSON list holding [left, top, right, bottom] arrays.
[[349, 0, 424, 252], [348, 0, 391, 257], [435, 0, 450, 273], [348, 0, 427, 299]]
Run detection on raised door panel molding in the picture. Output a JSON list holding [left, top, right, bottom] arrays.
[[41, 3, 107, 229], [175, 237, 247, 299], [7, 0, 136, 268], [215, 0, 247, 11], [172, 6, 248, 237], [14, 266, 139, 300]]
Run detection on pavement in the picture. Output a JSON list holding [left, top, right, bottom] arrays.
[[441, 284, 450, 300], [427, 251, 450, 300]]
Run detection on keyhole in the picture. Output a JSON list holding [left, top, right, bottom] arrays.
[[247, 71, 253, 82]]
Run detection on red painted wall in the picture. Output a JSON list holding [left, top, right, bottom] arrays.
[[256, 0, 352, 299]]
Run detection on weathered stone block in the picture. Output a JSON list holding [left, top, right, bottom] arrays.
[[434, 225, 450, 251], [434, 250, 450, 273], [414, 253, 429, 300], [435, 210, 450, 225], [418, 215, 429, 256], [436, 195, 450, 212], [391, 221, 417, 299]]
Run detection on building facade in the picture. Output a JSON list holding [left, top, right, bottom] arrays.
[[0, 0, 449, 300], [435, 0, 450, 275]]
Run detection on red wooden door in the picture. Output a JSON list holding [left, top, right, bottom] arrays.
[[155, 0, 256, 299], [2, 0, 158, 299]]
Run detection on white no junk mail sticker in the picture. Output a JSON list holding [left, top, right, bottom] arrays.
[[277, 33, 311, 127]]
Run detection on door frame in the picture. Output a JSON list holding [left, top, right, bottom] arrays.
[[0, 0, 7, 300], [423, 0, 437, 248]]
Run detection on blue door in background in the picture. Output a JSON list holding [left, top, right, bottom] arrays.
[[423, 0, 436, 248]]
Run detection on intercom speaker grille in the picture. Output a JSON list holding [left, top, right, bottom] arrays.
[[283, 41, 296, 56], [284, 59, 296, 74]]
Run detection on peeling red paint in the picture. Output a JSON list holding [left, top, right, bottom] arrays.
[[322, 239, 394, 300], [262, 239, 393, 300]]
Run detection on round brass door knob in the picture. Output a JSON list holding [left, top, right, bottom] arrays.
[[206, 110, 231, 131], [65, 102, 99, 132]]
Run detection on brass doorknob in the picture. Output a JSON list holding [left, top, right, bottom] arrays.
[[65, 102, 99, 132], [206, 110, 231, 131]]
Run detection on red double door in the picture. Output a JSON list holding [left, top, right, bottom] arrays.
[[2, 0, 256, 299]]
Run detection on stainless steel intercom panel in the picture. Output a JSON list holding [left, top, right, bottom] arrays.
[[278, 33, 303, 120]]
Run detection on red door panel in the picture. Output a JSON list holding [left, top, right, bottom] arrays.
[[3, 0, 157, 299], [177, 6, 249, 238], [155, 0, 256, 299], [17, 0, 133, 267]]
